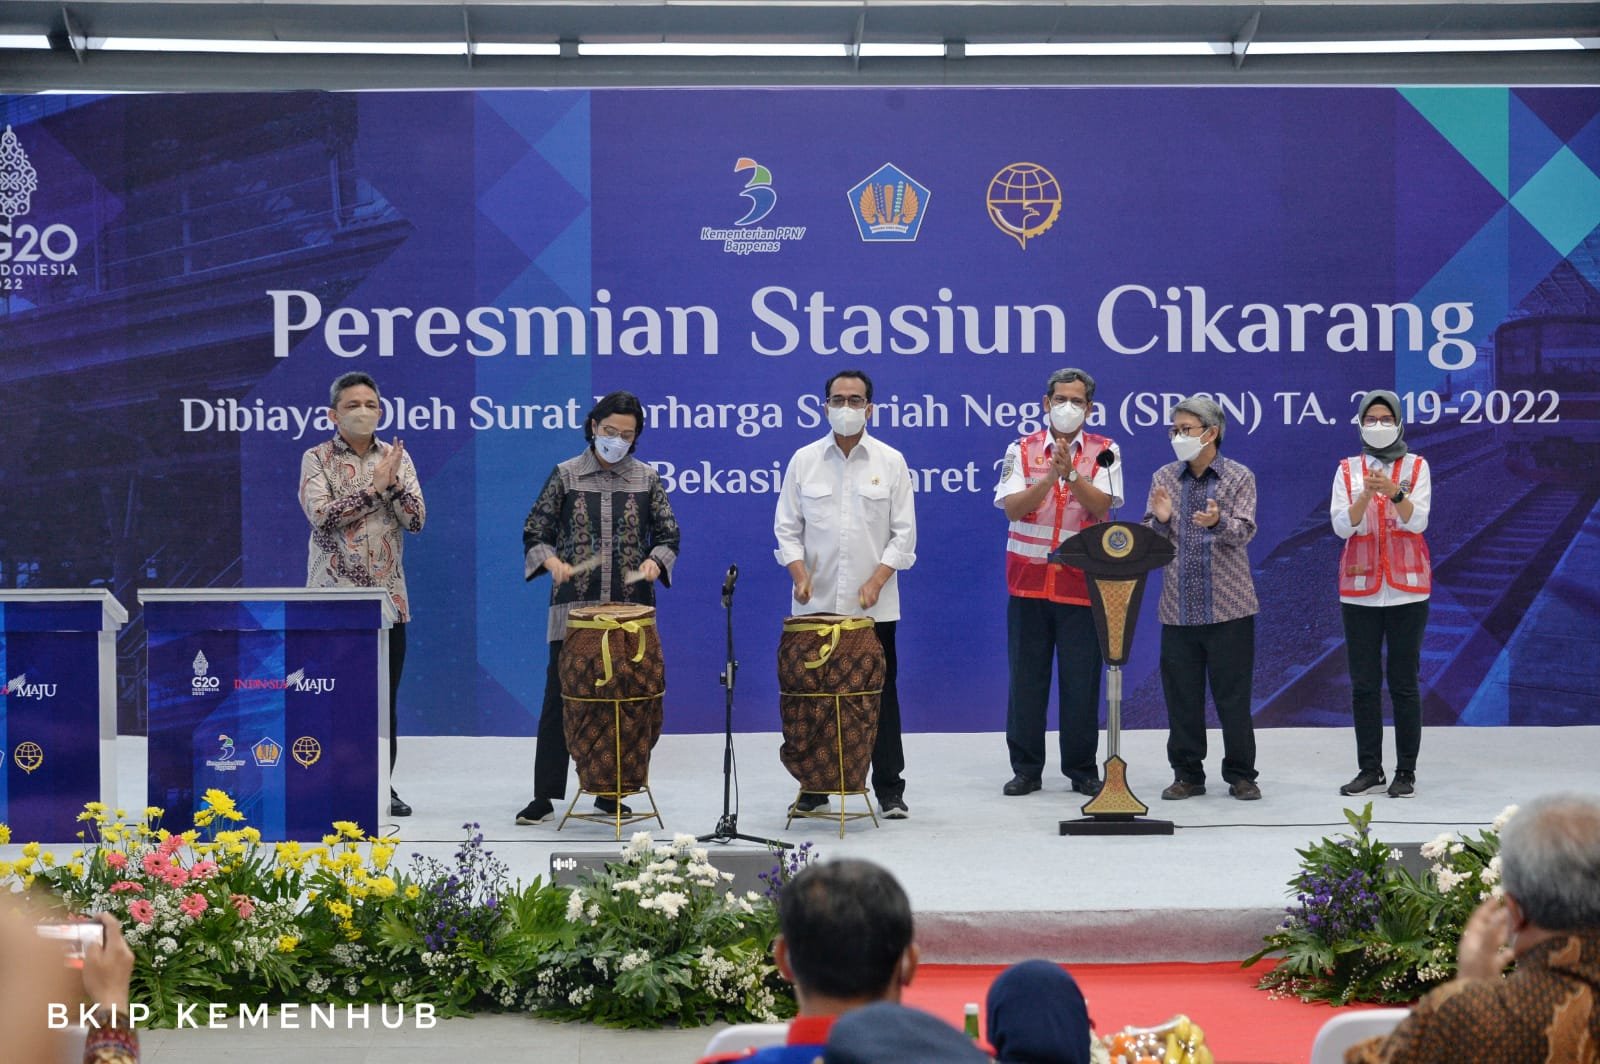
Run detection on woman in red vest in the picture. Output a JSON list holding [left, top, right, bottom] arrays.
[[1330, 389, 1432, 798]]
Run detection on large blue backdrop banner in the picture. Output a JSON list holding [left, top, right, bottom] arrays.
[[2, 87, 1597, 737]]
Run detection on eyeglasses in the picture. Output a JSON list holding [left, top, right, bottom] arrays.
[[599, 426, 637, 442], [1047, 396, 1088, 410], [826, 395, 869, 409], [1361, 417, 1397, 427], [1169, 425, 1208, 438]]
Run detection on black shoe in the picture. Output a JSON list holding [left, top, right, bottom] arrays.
[[1340, 769, 1387, 796], [1069, 777, 1103, 797], [389, 790, 412, 817], [1003, 775, 1042, 796], [1229, 779, 1262, 801], [1161, 780, 1206, 800], [879, 797, 909, 819], [594, 796, 634, 816], [515, 797, 554, 824], [790, 793, 829, 814], [1387, 771, 1415, 798]]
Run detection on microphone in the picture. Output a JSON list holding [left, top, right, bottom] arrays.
[[722, 564, 739, 596], [1096, 449, 1120, 520]]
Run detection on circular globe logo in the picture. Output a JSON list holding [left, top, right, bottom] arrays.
[[986, 162, 1062, 250], [292, 736, 322, 768], [13, 741, 44, 774]]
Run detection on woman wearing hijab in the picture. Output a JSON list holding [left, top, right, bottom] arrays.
[[985, 959, 1092, 1064], [1330, 389, 1432, 799]]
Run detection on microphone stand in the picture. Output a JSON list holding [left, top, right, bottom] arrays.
[[699, 564, 789, 849]]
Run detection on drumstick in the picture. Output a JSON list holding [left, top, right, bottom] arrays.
[[567, 555, 603, 577], [623, 568, 649, 585]]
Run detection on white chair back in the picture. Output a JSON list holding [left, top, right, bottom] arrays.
[[1309, 1007, 1411, 1064], [703, 1021, 791, 1057]]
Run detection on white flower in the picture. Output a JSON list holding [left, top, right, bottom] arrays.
[[565, 890, 587, 923], [691, 847, 710, 863], [1492, 805, 1519, 833], [654, 891, 688, 918], [1449, 842, 1465, 855], [618, 949, 651, 971], [672, 833, 698, 854], [1481, 856, 1502, 885], [623, 831, 654, 859], [1435, 867, 1466, 892], [586, 903, 600, 920], [1420, 833, 1455, 860]]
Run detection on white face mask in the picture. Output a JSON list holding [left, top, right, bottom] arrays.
[[337, 408, 379, 438], [1361, 424, 1400, 450], [828, 404, 867, 437], [594, 434, 632, 463], [1049, 401, 1086, 435], [1171, 432, 1207, 463]]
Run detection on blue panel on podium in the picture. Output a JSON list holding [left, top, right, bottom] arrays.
[[142, 590, 388, 840], [0, 591, 124, 840]]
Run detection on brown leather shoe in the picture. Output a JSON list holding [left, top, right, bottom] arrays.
[[1229, 779, 1262, 801], [1161, 780, 1206, 800]]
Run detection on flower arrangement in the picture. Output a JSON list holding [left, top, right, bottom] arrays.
[[1, 798, 796, 1029], [525, 832, 795, 1029], [1245, 803, 1514, 1005]]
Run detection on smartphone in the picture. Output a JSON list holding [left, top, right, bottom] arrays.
[[36, 921, 105, 966]]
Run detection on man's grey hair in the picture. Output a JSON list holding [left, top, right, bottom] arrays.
[[1499, 793, 1600, 931], [329, 371, 380, 408], [1174, 395, 1226, 448], [1045, 368, 1096, 405]]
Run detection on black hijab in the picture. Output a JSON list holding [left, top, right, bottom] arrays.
[[986, 959, 1092, 1064]]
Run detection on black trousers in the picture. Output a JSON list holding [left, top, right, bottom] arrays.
[[1159, 615, 1257, 785], [1005, 595, 1102, 784], [872, 621, 905, 802], [1342, 600, 1429, 774], [388, 622, 405, 777], [533, 641, 570, 800]]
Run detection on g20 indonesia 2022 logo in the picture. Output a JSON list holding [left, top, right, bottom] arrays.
[[0, 125, 82, 292]]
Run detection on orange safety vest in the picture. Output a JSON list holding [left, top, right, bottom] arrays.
[[1004, 429, 1113, 606], [1338, 453, 1432, 597]]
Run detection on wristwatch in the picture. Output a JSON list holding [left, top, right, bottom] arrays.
[[1390, 487, 1407, 503], [1064, 468, 1080, 485]]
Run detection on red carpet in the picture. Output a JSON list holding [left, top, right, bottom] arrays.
[[903, 962, 1373, 1064]]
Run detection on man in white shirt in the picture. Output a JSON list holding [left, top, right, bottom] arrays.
[[774, 371, 918, 818]]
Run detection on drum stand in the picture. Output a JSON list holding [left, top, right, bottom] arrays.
[[699, 565, 789, 850]]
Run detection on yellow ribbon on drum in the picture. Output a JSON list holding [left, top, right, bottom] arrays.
[[567, 614, 654, 687], [782, 617, 875, 670]]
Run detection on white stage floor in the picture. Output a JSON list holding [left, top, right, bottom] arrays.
[[91, 724, 1600, 963]]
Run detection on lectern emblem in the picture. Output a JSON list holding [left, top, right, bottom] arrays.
[[1102, 526, 1134, 559], [13, 741, 44, 774], [292, 736, 322, 768]]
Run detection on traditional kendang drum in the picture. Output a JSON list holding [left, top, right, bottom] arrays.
[[559, 603, 665, 797], [777, 614, 885, 794]]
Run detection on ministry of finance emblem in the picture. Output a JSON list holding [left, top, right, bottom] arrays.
[[986, 162, 1062, 250], [252, 737, 283, 768], [848, 163, 930, 242]]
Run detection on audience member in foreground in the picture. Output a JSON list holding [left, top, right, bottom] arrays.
[[1349, 792, 1600, 1063], [698, 859, 919, 1063], [1, 907, 138, 1063], [986, 959, 1092, 1064], [824, 1001, 990, 1064]]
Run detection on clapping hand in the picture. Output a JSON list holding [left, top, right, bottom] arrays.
[[1149, 484, 1173, 523], [1193, 498, 1221, 528], [373, 439, 405, 494]]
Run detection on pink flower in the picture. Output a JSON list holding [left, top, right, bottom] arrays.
[[157, 862, 189, 889], [109, 881, 145, 894], [190, 860, 219, 881], [128, 900, 154, 925], [230, 894, 255, 920], [159, 834, 184, 856], [141, 852, 167, 876], [179, 893, 208, 918], [105, 852, 128, 870]]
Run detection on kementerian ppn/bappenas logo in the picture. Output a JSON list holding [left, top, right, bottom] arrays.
[[0, 125, 82, 291], [700, 157, 805, 256]]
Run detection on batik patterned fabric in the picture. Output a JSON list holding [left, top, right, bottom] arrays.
[[1143, 454, 1258, 626], [522, 449, 681, 642], [299, 435, 426, 622], [777, 615, 885, 792], [558, 604, 665, 794], [1348, 931, 1600, 1064]]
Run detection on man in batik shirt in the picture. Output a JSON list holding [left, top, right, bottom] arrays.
[[300, 371, 426, 818]]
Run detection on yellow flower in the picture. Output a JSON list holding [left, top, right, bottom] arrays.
[[144, 806, 164, 819], [0, 825, 9, 846], [0, 860, 13, 878], [321, 834, 339, 846], [180, 830, 199, 845], [241, 827, 261, 844], [40, 852, 55, 868], [370, 844, 396, 871], [114, 808, 127, 819], [404, 884, 421, 901], [193, 809, 216, 828], [215, 831, 241, 847], [84, 802, 107, 815], [348, 882, 370, 900], [22, 842, 40, 858], [277, 935, 299, 953], [331, 821, 364, 841], [103, 826, 125, 844], [370, 876, 397, 899], [343, 926, 362, 942], [326, 900, 353, 920], [202, 789, 237, 815], [68, 863, 85, 877]]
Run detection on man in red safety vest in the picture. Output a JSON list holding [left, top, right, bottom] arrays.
[[994, 368, 1124, 799]]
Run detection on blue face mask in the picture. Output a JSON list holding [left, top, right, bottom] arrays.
[[594, 434, 631, 463]]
